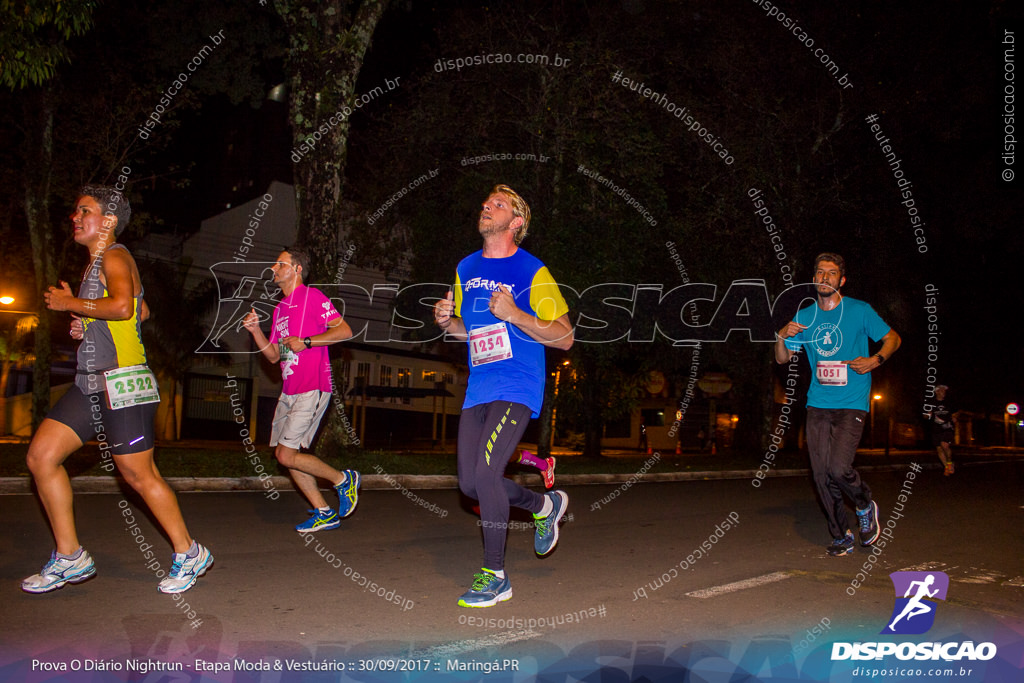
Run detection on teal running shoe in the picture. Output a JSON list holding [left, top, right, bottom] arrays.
[[457, 569, 512, 608], [534, 490, 569, 556]]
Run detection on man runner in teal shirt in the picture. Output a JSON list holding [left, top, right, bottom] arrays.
[[775, 253, 901, 556]]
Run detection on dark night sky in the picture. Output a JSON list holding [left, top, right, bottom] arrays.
[[3, 0, 1022, 418]]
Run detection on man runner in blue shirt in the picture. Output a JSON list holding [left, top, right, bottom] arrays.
[[434, 184, 573, 607]]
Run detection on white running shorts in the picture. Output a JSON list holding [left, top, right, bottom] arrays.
[[270, 390, 331, 449]]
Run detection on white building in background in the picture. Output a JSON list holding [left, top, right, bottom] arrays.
[[135, 181, 465, 446]]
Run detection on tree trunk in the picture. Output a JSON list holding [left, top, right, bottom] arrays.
[[583, 421, 603, 459], [23, 86, 59, 430], [580, 351, 603, 459], [274, 0, 388, 452], [0, 359, 11, 398], [275, 0, 389, 282], [537, 137, 567, 461], [162, 377, 178, 440], [537, 381, 553, 458]]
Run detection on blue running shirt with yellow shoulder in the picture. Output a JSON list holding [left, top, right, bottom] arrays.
[[454, 248, 569, 417], [784, 296, 890, 411]]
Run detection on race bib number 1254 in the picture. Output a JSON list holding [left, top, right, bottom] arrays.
[[469, 322, 513, 366]]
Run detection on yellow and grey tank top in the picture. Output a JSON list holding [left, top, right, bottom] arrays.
[[75, 244, 147, 394]]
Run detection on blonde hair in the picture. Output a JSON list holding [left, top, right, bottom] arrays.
[[491, 184, 531, 244]]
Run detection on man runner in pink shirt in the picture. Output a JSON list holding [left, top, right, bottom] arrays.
[[243, 247, 357, 532]]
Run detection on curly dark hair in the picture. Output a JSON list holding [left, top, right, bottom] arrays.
[[79, 185, 132, 236]]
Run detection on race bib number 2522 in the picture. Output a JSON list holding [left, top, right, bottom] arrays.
[[104, 365, 160, 410]]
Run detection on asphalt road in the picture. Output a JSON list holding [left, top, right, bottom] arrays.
[[1, 458, 1021, 681]]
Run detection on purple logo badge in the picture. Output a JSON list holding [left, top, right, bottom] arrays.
[[882, 571, 949, 635]]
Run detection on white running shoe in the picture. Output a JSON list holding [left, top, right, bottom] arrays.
[[22, 549, 97, 593], [157, 543, 213, 594]]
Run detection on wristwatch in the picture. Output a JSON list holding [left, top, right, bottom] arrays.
[[303, 337, 312, 349], [875, 353, 885, 364]]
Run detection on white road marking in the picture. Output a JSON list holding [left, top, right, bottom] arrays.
[[408, 629, 543, 659], [686, 571, 791, 599], [900, 562, 1013, 585], [959, 568, 1005, 584], [900, 561, 950, 572]]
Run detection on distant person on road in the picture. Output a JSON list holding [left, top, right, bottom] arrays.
[[23, 186, 212, 595], [775, 252, 901, 557], [243, 247, 357, 533], [923, 384, 956, 475], [434, 184, 573, 607]]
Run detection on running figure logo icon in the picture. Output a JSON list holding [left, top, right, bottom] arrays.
[[882, 571, 949, 635]]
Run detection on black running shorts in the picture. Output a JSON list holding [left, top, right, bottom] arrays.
[[47, 384, 157, 455]]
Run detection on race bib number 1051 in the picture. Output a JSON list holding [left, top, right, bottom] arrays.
[[816, 361, 848, 386]]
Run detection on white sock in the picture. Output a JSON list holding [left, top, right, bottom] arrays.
[[485, 568, 505, 579], [535, 496, 553, 518]]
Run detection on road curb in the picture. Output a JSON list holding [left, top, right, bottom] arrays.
[[0, 462, 939, 494]]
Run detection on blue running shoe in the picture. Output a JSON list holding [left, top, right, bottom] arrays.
[[826, 531, 855, 557], [534, 490, 569, 556], [335, 470, 361, 518], [295, 508, 340, 533], [22, 549, 97, 593], [457, 569, 512, 608], [158, 542, 213, 594], [857, 500, 881, 546]]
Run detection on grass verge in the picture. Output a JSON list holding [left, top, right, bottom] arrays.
[[0, 441, 940, 480]]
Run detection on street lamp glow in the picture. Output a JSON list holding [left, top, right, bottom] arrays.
[[0, 296, 14, 305], [869, 394, 883, 449]]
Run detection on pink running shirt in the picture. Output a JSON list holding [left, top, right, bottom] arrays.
[[268, 284, 341, 394]]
